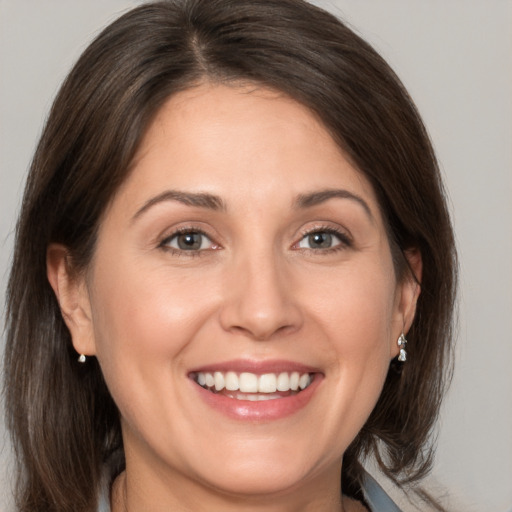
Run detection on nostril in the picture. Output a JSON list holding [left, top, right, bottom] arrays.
[[228, 322, 297, 341]]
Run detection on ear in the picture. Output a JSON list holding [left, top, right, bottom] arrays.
[[47, 244, 96, 357], [390, 248, 422, 358]]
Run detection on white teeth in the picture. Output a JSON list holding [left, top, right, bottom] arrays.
[[214, 371, 225, 391], [290, 371, 300, 391], [225, 371, 238, 391], [205, 373, 215, 388], [239, 372, 258, 393], [276, 372, 289, 392], [237, 393, 281, 401], [194, 370, 313, 395], [258, 373, 277, 393], [299, 373, 311, 390]]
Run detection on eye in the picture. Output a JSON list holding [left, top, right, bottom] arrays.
[[161, 230, 216, 251], [297, 230, 347, 250]]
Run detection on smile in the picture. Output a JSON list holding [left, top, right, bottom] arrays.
[[189, 360, 322, 420], [192, 371, 313, 400]]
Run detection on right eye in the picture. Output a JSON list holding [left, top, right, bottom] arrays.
[[161, 231, 216, 252], [297, 231, 343, 250]]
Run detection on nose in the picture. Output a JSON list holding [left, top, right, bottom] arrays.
[[219, 250, 303, 341]]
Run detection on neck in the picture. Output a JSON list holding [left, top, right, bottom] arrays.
[[109, 467, 367, 512]]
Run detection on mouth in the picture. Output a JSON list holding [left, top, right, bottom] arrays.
[[190, 370, 314, 401], [189, 360, 323, 420]]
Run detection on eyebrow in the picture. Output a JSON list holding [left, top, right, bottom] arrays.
[[132, 190, 225, 221], [132, 187, 372, 222], [294, 189, 373, 220]]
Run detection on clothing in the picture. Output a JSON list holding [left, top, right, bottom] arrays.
[[361, 471, 402, 511], [98, 470, 402, 511], [98, 489, 110, 512]]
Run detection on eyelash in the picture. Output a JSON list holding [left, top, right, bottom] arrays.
[[158, 225, 352, 256], [158, 227, 218, 257], [294, 225, 352, 254]]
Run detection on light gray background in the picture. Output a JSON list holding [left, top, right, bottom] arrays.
[[1, 1, 511, 511]]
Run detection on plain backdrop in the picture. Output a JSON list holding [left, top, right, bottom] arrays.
[[1, 1, 511, 511]]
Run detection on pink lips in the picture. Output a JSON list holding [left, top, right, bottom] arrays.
[[189, 359, 323, 421], [189, 359, 320, 375]]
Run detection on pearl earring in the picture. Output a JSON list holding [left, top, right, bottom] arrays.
[[77, 354, 87, 363], [397, 333, 407, 362]]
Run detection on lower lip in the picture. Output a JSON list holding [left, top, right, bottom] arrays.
[[192, 375, 323, 421]]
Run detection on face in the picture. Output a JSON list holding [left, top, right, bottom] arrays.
[[57, 84, 418, 506]]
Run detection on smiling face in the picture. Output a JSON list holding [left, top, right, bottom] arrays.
[[51, 83, 419, 510]]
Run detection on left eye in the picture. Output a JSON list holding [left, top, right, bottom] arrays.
[[297, 231, 343, 250], [163, 231, 214, 251]]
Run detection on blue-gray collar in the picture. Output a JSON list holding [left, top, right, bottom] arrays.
[[361, 471, 402, 511]]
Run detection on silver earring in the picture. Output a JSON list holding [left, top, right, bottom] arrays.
[[78, 354, 87, 363], [397, 333, 407, 362]]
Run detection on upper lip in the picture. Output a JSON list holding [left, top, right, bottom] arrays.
[[188, 359, 322, 375]]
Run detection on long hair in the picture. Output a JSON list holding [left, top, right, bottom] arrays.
[[3, 1, 457, 510]]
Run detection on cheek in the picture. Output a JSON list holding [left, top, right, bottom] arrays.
[[309, 261, 397, 427], [340, 271, 396, 384], [312, 261, 396, 348], [87, 255, 220, 390], [86, 260, 221, 439]]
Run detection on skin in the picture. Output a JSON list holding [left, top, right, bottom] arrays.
[[48, 83, 420, 511]]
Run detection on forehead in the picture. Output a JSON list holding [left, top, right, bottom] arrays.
[[114, 82, 381, 219]]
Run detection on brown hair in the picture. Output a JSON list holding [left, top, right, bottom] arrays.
[[3, 1, 457, 510]]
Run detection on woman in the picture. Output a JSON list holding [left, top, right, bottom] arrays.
[[3, 0, 457, 511]]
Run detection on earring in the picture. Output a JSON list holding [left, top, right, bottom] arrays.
[[77, 354, 87, 363], [397, 333, 407, 362]]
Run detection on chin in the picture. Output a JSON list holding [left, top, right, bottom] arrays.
[[182, 436, 334, 499], [199, 462, 311, 497]]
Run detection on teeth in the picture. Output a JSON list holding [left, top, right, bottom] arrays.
[[259, 373, 277, 393], [299, 373, 310, 390], [225, 371, 238, 391], [239, 372, 258, 392], [194, 370, 313, 394], [276, 372, 289, 392], [290, 372, 300, 391], [237, 392, 282, 401], [205, 373, 215, 388], [214, 371, 225, 391]]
